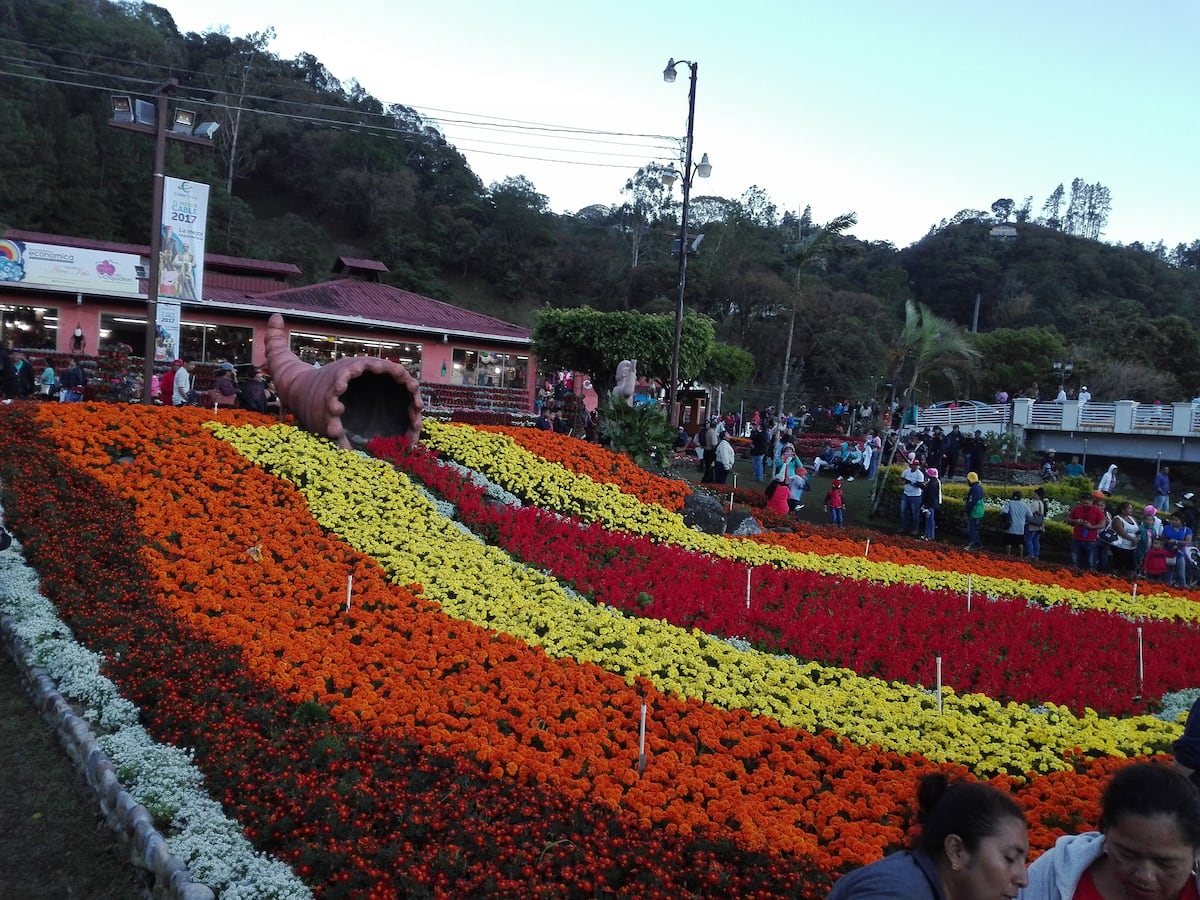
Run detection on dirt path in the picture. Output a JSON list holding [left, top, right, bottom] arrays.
[[0, 648, 145, 899]]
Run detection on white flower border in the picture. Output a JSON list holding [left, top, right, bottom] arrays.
[[0, 496, 311, 900]]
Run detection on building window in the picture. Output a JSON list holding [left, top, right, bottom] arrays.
[[451, 349, 528, 388], [98, 314, 252, 362], [288, 331, 422, 378], [0, 304, 59, 350]]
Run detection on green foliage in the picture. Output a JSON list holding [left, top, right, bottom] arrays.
[[703, 343, 755, 387], [598, 396, 677, 471], [532, 307, 714, 386], [971, 327, 1066, 399]]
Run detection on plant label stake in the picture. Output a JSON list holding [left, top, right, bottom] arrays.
[[1136, 626, 1144, 699], [346, 574, 353, 612], [967, 574, 973, 612], [733, 474, 737, 491], [1132, 581, 1138, 600], [864, 539, 870, 557], [745, 567, 751, 609], [936, 656, 943, 713], [637, 700, 647, 774], [728, 492, 734, 512]]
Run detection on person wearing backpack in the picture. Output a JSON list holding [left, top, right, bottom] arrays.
[[1024, 487, 1048, 560]]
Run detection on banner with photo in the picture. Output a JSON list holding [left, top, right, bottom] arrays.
[[154, 300, 181, 363], [158, 177, 209, 301]]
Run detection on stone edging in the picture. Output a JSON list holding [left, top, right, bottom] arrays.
[[0, 615, 214, 900]]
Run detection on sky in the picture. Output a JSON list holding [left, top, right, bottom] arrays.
[[167, 0, 1200, 251]]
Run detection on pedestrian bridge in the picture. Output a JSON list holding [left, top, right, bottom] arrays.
[[916, 399, 1200, 464]]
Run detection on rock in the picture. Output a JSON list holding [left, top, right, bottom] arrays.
[[730, 514, 765, 536], [682, 492, 728, 535]]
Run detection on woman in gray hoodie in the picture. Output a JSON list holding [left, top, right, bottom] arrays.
[[1021, 763, 1200, 900]]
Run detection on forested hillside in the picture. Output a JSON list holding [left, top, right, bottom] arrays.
[[2, 0, 1199, 407]]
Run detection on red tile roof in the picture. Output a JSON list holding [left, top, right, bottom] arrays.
[[210, 278, 532, 342]]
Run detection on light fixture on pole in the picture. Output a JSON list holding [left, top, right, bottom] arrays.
[[662, 57, 711, 427], [108, 80, 220, 404], [1052, 359, 1074, 389]]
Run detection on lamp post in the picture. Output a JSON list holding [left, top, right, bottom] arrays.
[[662, 57, 711, 427], [1052, 359, 1074, 391], [109, 79, 218, 403]]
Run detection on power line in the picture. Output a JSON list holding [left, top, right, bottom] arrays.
[[0, 36, 680, 149], [0, 63, 677, 173]]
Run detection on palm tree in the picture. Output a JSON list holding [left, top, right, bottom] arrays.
[[869, 300, 982, 513], [776, 211, 858, 414]]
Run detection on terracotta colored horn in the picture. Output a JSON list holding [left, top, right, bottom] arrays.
[[264, 313, 423, 449]]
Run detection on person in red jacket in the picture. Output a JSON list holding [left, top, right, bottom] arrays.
[[159, 359, 182, 407], [1067, 490, 1108, 571], [824, 478, 845, 526]]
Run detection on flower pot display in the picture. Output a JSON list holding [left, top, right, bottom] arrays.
[[264, 312, 422, 448]]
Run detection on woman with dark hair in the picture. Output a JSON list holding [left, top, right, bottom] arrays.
[[827, 773, 1029, 899], [1022, 762, 1200, 900]]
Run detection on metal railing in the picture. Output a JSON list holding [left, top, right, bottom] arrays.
[[1077, 402, 1117, 430], [914, 405, 1011, 432]]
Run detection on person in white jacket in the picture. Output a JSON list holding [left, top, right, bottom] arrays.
[[1021, 763, 1200, 900]]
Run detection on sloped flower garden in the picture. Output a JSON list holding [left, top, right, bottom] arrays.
[[0, 403, 1194, 898]]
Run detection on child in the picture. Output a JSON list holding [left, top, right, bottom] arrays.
[[786, 468, 808, 515], [1143, 536, 1170, 582], [824, 478, 845, 527], [764, 477, 791, 516]]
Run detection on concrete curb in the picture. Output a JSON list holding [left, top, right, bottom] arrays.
[[0, 615, 214, 900]]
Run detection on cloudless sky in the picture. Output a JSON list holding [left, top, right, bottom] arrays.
[[168, 0, 1199, 251]]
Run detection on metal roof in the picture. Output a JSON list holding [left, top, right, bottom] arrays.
[[199, 278, 532, 343]]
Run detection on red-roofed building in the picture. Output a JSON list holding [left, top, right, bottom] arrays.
[[0, 230, 534, 410]]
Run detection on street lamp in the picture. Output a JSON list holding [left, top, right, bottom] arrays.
[[109, 79, 219, 403], [1052, 359, 1074, 389], [662, 57, 711, 427]]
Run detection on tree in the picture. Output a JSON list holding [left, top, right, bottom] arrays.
[[702, 343, 755, 389], [971, 326, 1066, 399], [991, 198, 1015, 223], [532, 307, 714, 391], [618, 162, 674, 271], [777, 212, 859, 413], [870, 300, 981, 513], [1042, 183, 1065, 229]]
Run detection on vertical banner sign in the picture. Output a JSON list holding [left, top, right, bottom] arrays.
[[159, 178, 209, 302], [155, 300, 181, 362]]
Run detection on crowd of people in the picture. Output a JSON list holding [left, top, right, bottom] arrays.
[[828, 699, 1200, 898], [0, 346, 278, 412]]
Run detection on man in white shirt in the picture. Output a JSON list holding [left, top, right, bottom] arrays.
[[1078, 385, 1091, 404], [899, 455, 926, 535], [172, 360, 195, 406], [714, 433, 735, 485]]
